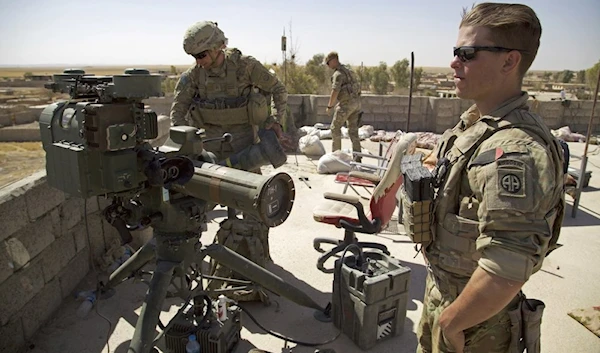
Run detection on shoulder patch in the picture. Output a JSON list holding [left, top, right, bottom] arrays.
[[497, 158, 525, 197], [175, 72, 190, 91]]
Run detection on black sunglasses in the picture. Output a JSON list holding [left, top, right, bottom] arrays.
[[453, 46, 524, 62], [192, 50, 209, 60]]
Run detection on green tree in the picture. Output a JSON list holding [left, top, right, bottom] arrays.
[[305, 54, 330, 94], [372, 62, 390, 95], [170, 65, 178, 75], [390, 59, 409, 90], [577, 70, 586, 84], [273, 59, 317, 94], [559, 70, 574, 83], [586, 60, 600, 93], [23, 72, 33, 79], [413, 67, 423, 88], [356, 65, 373, 92], [542, 71, 552, 80]]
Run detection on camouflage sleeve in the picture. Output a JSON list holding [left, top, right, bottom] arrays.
[[331, 70, 344, 91], [246, 57, 288, 123], [469, 131, 560, 282], [169, 69, 196, 126]]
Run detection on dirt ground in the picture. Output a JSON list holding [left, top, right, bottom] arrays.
[[0, 142, 45, 189]]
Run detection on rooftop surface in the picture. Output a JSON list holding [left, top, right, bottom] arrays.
[[25, 138, 600, 353]]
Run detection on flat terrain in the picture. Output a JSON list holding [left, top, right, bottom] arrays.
[[0, 142, 45, 189]]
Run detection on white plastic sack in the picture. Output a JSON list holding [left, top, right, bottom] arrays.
[[318, 129, 332, 140], [298, 126, 319, 137], [358, 125, 375, 140], [299, 135, 326, 157], [317, 150, 354, 174], [341, 126, 349, 138]]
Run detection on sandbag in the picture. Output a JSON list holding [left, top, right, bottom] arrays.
[[317, 150, 354, 174], [299, 134, 326, 157]]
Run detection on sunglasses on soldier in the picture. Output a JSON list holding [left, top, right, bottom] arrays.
[[453, 46, 525, 62], [192, 50, 209, 60]]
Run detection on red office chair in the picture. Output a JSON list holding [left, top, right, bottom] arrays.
[[312, 133, 418, 273]]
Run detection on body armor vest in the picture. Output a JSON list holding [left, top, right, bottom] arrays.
[[194, 49, 249, 126], [425, 113, 565, 294], [335, 65, 361, 102]]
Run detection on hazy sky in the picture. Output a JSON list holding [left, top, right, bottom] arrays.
[[0, 0, 598, 71]]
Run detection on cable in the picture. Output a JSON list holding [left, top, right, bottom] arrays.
[[235, 244, 363, 348], [83, 199, 113, 353], [237, 303, 341, 347]]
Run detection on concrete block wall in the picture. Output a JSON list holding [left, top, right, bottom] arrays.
[[146, 95, 596, 135], [0, 172, 122, 352]]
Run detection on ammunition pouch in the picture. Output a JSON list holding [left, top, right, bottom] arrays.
[[508, 296, 545, 353], [189, 91, 268, 127], [399, 186, 433, 244], [399, 154, 434, 244], [247, 90, 269, 126]]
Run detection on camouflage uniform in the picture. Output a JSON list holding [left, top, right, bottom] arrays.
[[417, 93, 565, 353], [171, 22, 288, 302], [170, 48, 288, 161], [330, 64, 362, 153]]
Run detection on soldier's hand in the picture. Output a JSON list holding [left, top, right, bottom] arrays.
[[267, 122, 295, 152], [326, 107, 332, 115]]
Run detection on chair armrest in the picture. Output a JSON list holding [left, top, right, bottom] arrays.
[[323, 192, 371, 227], [353, 152, 387, 160], [347, 171, 381, 183], [324, 192, 360, 205], [350, 162, 388, 171]]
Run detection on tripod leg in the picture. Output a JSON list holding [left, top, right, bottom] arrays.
[[128, 260, 177, 353], [104, 238, 156, 290]]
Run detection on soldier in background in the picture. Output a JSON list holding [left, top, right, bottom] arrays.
[[414, 3, 565, 353], [324, 52, 362, 155], [170, 21, 291, 302]]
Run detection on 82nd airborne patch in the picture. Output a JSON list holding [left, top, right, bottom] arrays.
[[497, 158, 525, 198]]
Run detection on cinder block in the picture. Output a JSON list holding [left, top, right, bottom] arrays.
[[72, 214, 105, 262], [382, 96, 406, 106], [85, 196, 99, 214], [370, 104, 388, 114], [39, 230, 77, 283], [58, 250, 90, 298], [0, 260, 45, 325], [60, 197, 84, 234], [0, 242, 14, 285], [20, 278, 62, 339], [0, 193, 29, 242], [24, 180, 65, 221], [0, 317, 25, 353], [287, 94, 304, 105], [388, 105, 407, 115], [7, 213, 56, 269], [362, 96, 383, 108]]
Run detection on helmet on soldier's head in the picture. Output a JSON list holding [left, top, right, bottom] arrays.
[[324, 51, 339, 64], [183, 21, 228, 56]]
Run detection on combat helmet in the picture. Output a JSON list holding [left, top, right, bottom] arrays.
[[183, 21, 228, 56]]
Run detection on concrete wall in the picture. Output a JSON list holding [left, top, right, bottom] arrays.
[[1, 96, 597, 141], [145, 95, 600, 135], [0, 172, 154, 353]]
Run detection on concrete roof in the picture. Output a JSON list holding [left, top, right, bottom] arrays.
[[26, 138, 600, 353]]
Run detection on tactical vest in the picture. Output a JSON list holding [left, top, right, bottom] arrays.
[[191, 49, 268, 127], [425, 111, 565, 293], [335, 65, 361, 102]]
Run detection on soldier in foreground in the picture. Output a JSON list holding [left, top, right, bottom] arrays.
[[170, 21, 291, 301], [412, 3, 565, 352], [324, 51, 362, 155]]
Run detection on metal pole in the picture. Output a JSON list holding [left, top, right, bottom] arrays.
[[571, 68, 600, 217], [406, 51, 415, 132]]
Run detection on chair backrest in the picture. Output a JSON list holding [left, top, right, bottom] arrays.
[[369, 133, 417, 228]]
